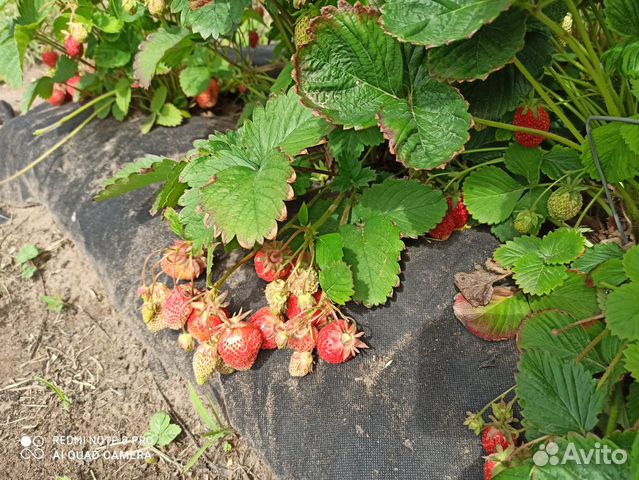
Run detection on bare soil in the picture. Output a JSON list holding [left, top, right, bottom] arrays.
[[0, 203, 274, 480]]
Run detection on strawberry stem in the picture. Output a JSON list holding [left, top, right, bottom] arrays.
[[472, 117, 582, 151]]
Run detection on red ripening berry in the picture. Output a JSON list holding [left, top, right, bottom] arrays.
[[64, 36, 84, 59], [48, 86, 67, 107], [249, 30, 259, 48], [41, 51, 59, 68], [513, 105, 550, 148], [481, 426, 514, 455], [66, 75, 81, 99]]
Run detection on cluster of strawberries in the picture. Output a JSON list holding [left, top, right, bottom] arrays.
[[138, 240, 367, 385], [428, 196, 469, 240], [41, 33, 84, 107], [465, 399, 519, 479]]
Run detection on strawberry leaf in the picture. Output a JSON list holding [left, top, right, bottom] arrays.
[[606, 282, 639, 341], [493, 236, 542, 268], [538, 228, 586, 265], [315, 233, 344, 269], [581, 121, 639, 182], [201, 150, 294, 248], [624, 343, 639, 381], [517, 350, 606, 436], [170, 0, 249, 40], [134, 27, 190, 88], [529, 271, 600, 320], [513, 252, 567, 296], [179, 66, 211, 96], [340, 217, 404, 307], [623, 245, 639, 282], [453, 287, 530, 341], [381, 0, 513, 47], [95, 155, 182, 202], [319, 260, 355, 305], [571, 242, 625, 273], [294, 3, 405, 129], [463, 166, 526, 224], [504, 142, 543, 185], [428, 9, 526, 82], [352, 178, 448, 238]]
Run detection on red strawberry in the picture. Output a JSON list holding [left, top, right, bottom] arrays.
[[316, 319, 368, 364], [254, 241, 293, 282], [249, 307, 283, 350], [450, 196, 468, 230], [484, 460, 496, 480], [195, 79, 219, 109], [187, 291, 230, 342], [428, 215, 456, 240], [66, 75, 81, 99], [284, 319, 318, 352], [65, 36, 84, 59], [218, 311, 263, 370], [286, 291, 323, 321], [48, 86, 67, 107], [162, 286, 195, 330], [513, 105, 550, 148], [255, 6, 265, 17], [41, 51, 59, 68], [481, 426, 513, 454], [238, 84, 247, 94], [249, 30, 259, 48]]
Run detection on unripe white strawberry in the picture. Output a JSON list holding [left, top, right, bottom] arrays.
[[289, 351, 314, 377]]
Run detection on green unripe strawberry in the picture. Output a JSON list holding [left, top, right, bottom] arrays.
[[547, 189, 583, 221], [513, 210, 540, 234]]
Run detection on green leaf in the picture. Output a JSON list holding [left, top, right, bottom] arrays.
[[151, 86, 168, 114], [352, 178, 447, 238], [538, 228, 586, 265], [623, 245, 639, 282], [51, 55, 77, 83], [270, 62, 294, 94], [460, 30, 553, 120], [95, 155, 180, 201], [624, 343, 639, 381], [201, 151, 294, 248], [572, 242, 625, 273], [581, 121, 639, 183], [22, 76, 52, 112], [328, 127, 384, 161], [294, 3, 405, 129], [513, 252, 567, 295], [591, 258, 629, 287], [504, 142, 542, 184], [378, 74, 472, 169], [315, 233, 344, 269], [605, 0, 639, 37], [606, 282, 639, 341], [519, 310, 608, 374], [152, 162, 187, 214], [0, 22, 33, 88], [156, 103, 184, 127], [178, 188, 216, 250], [340, 217, 404, 307], [319, 260, 355, 305], [15, 243, 39, 264], [428, 9, 526, 82], [171, 0, 249, 40], [517, 350, 606, 435], [133, 27, 190, 88], [381, 0, 512, 47], [541, 145, 583, 180], [94, 43, 131, 69], [494, 235, 542, 268], [146, 411, 182, 446], [158, 424, 181, 446], [453, 288, 530, 341], [164, 208, 184, 237], [17, 0, 50, 25], [331, 155, 377, 192], [179, 66, 212, 96], [92, 11, 124, 33], [529, 271, 600, 320], [463, 166, 525, 224], [187, 382, 219, 430], [41, 294, 64, 313], [115, 78, 131, 116]]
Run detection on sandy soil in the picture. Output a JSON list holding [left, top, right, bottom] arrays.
[[0, 203, 274, 480], [0, 64, 49, 115]]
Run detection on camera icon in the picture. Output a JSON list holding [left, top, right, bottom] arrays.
[[20, 435, 45, 460]]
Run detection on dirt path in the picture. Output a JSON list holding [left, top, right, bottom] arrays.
[[0, 203, 274, 480]]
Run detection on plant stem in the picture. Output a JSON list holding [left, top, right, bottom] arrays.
[[605, 383, 623, 436], [293, 165, 334, 177], [212, 249, 259, 292], [575, 187, 604, 227], [551, 313, 604, 336], [472, 117, 582, 150], [0, 106, 105, 186], [462, 147, 508, 155], [576, 329, 609, 364], [597, 342, 628, 390], [311, 192, 346, 232], [34, 91, 117, 136], [513, 57, 584, 142]]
